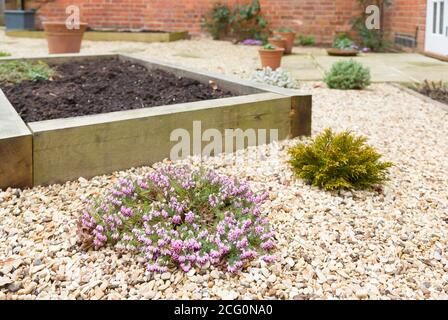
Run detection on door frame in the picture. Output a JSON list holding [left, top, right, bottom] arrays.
[[425, 0, 448, 55]]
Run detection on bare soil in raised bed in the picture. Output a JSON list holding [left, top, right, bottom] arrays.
[[0, 58, 236, 122]]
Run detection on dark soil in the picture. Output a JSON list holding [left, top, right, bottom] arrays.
[[0, 58, 236, 122]]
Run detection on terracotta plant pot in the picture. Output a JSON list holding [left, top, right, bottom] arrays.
[[268, 38, 287, 53], [258, 48, 285, 70], [326, 48, 359, 56], [273, 31, 296, 54], [43, 22, 88, 54]]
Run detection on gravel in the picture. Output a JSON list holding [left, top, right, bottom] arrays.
[[1, 32, 448, 300], [0, 31, 259, 78]]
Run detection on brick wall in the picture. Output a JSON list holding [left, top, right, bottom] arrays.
[[27, 0, 427, 49], [384, 0, 427, 51], [27, 0, 360, 44]]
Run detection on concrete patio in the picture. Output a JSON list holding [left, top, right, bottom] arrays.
[[1, 28, 447, 84], [284, 47, 448, 83]]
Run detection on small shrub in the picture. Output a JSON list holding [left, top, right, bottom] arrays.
[[298, 35, 315, 46], [332, 37, 356, 50], [203, 0, 268, 42], [0, 60, 55, 84], [413, 80, 448, 105], [233, 0, 268, 42], [323, 59, 371, 90], [202, 3, 233, 40], [263, 43, 277, 50], [0, 51, 11, 57], [79, 165, 275, 273], [288, 128, 393, 191], [250, 67, 297, 88]]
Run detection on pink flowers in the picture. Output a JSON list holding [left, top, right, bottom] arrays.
[[79, 165, 276, 273], [172, 215, 182, 224]]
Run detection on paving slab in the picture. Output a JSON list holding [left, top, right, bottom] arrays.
[[286, 47, 448, 83]]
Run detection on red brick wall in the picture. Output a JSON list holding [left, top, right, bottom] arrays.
[[27, 0, 427, 49], [384, 0, 427, 51], [28, 0, 360, 44]]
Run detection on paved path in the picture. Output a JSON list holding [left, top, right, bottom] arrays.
[[1, 28, 447, 83], [285, 47, 448, 83]]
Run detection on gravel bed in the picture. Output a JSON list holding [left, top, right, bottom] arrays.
[[1, 82, 447, 300], [0, 31, 259, 78]]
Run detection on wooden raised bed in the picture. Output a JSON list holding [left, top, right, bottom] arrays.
[[5, 30, 189, 43], [0, 54, 312, 189]]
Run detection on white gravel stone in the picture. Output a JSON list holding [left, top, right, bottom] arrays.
[[0, 37, 447, 300]]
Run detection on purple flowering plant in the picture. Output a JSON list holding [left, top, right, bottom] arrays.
[[241, 39, 263, 46], [78, 165, 276, 273]]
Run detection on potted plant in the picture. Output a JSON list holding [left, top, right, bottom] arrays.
[[4, 0, 36, 30], [273, 27, 296, 54], [258, 43, 284, 70], [268, 35, 287, 53], [327, 35, 359, 56], [43, 21, 88, 54]]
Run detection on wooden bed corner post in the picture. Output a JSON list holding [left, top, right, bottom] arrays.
[[289, 95, 312, 138]]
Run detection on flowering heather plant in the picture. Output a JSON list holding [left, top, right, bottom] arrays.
[[79, 165, 275, 273]]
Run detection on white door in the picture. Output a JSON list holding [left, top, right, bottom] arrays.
[[426, 0, 448, 55]]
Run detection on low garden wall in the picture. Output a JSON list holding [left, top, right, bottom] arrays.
[[0, 53, 312, 189]]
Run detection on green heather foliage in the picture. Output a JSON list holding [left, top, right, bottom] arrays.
[[0, 51, 11, 57], [0, 60, 55, 84], [298, 35, 315, 46], [324, 60, 371, 90], [288, 129, 393, 191]]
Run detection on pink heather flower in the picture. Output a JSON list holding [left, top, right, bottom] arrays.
[[261, 255, 276, 263], [255, 226, 264, 234], [241, 250, 258, 260], [122, 186, 135, 196], [185, 211, 195, 224], [261, 231, 275, 240], [261, 240, 275, 250], [210, 250, 221, 259], [137, 180, 149, 189], [120, 206, 133, 217], [171, 240, 183, 253], [228, 228, 243, 241], [236, 238, 249, 249], [172, 215, 182, 224]]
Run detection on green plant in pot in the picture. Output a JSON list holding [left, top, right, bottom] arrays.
[[40, 4, 88, 54], [327, 34, 359, 56], [273, 27, 296, 54], [258, 43, 284, 70], [4, 0, 37, 30], [268, 34, 287, 52]]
